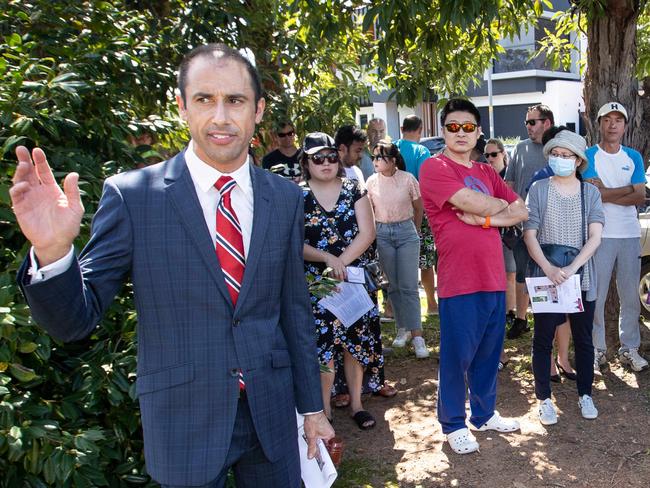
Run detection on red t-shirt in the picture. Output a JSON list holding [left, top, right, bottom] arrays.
[[420, 155, 519, 298]]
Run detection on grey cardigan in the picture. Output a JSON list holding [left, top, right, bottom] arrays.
[[524, 178, 605, 302]]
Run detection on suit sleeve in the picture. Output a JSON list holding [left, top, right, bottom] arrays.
[[17, 178, 133, 342], [279, 191, 323, 414]]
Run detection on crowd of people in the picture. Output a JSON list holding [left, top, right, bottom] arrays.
[[10, 43, 649, 487], [262, 98, 649, 454]]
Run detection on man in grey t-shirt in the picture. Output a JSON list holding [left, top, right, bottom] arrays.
[[504, 104, 554, 338]]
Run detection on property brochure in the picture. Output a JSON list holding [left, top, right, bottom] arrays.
[[525, 274, 584, 314]]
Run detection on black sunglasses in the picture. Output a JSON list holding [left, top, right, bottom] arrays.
[[310, 152, 339, 165], [524, 118, 547, 127], [372, 154, 388, 161], [444, 122, 477, 133], [277, 130, 295, 138], [484, 151, 502, 158]]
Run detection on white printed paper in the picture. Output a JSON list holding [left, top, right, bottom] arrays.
[[318, 281, 374, 328], [297, 412, 338, 488], [525, 274, 584, 313], [345, 266, 365, 284]]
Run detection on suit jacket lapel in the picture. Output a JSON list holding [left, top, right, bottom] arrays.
[[235, 166, 271, 311], [164, 151, 233, 307]]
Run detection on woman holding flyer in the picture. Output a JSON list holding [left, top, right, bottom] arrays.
[[524, 129, 604, 425], [301, 132, 382, 430]]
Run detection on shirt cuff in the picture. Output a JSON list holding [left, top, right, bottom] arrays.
[[300, 411, 324, 416], [28, 246, 75, 283]]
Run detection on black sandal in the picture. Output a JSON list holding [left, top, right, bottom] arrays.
[[351, 410, 376, 430]]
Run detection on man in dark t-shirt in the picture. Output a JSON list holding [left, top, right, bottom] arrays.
[[262, 122, 302, 182]]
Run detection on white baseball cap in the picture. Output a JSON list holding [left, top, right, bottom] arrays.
[[597, 102, 628, 122]]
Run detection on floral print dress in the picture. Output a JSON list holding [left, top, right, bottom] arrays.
[[303, 178, 384, 392]]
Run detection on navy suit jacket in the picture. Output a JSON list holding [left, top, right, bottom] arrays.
[[18, 152, 322, 486]]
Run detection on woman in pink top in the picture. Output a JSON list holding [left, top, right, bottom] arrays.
[[366, 141, 429, 358]]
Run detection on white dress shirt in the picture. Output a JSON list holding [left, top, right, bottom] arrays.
[[184, 141, 254, 256]]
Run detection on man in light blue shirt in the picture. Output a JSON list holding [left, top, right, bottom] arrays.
[[583, 102, 648, 372]]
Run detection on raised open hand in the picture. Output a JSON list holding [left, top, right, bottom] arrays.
[[10, 146, 84, 266]]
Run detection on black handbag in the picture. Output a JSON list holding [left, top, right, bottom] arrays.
[[363, 260, 389, 292], [526, 182, 586, 278], [501, 225, 522, 250]]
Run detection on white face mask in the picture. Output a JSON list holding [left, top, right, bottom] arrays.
[[548, 155, 576, 177]]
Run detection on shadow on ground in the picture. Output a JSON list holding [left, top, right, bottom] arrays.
[[333, 317, 650, 488]]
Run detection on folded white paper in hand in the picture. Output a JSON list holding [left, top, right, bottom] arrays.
[[296, 412, 337, 488]]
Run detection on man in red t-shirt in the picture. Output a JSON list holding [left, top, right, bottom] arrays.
[[419, 99, 528, 454]]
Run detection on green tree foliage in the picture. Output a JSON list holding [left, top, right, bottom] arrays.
[[1, 1, 540, 485]]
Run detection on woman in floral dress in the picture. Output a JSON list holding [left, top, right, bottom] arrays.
[[301, 132, 383, 430]]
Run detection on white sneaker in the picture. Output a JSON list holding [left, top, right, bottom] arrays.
[[446, 427, 479, 454], [472, 411, 520, 432], [619, 349, 649, 372], [392, 328, 410, 348], [412, 336, 430, 358], [538, 398, 558, 425], [594, 349, 607, 373], [578, 395, 598, 419]]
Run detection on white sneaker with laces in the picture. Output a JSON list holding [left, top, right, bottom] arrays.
[[472, 411, 520, 432], [446, 428, 479, 454], [412, 336, 430, 358], [578, 394, 598, 419], [538, 398, 558, 425], [619, 349, 649, 372], [392, 328, 410, 348]]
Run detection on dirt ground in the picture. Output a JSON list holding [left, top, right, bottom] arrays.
[[331, 318, 650, 488]]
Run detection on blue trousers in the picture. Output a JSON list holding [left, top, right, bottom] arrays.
[[438, 291, 505, 434], [162, 397, 300, 488]]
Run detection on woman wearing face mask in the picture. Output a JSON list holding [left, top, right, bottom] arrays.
[[526, 127, 579, 384], [524, 130, 604, 425]]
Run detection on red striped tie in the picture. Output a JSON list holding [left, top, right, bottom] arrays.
[[215, 175, 246, 392]]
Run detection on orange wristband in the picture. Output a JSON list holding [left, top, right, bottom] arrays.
[[482, 215, 491, 229]]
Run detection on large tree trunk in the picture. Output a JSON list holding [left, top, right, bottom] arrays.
[[583, 0, 650, 354]]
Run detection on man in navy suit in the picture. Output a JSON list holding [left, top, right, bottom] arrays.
[[11, 44, 334, 487]]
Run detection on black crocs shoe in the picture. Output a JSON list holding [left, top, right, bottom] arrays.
[[506, 317, 530, 340]]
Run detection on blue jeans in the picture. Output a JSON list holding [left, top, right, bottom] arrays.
[[438, 291, 505, 434], [376, 220, 422, 332]]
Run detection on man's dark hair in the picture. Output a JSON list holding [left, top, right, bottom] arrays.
[[177, 43, 263, 105], [402, 115, 423, 133], [275, 121, 294, 134], [527, 104, 555, 125], [440, 98, 481, 126], [541, 125, 569, 145], [334, 125, 367, 149]]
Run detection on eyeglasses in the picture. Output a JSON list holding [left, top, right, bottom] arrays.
[[277, 130, 295, 138], [484, 151, 502, 159], [444, 122, 478, 133], [310, 152, 339, 165], [524, 118, 547, 127], [550, 152, 577, 160], [372, 154, 387, 161]]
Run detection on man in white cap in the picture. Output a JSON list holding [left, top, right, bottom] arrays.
[[583, 102, 649, 372]]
